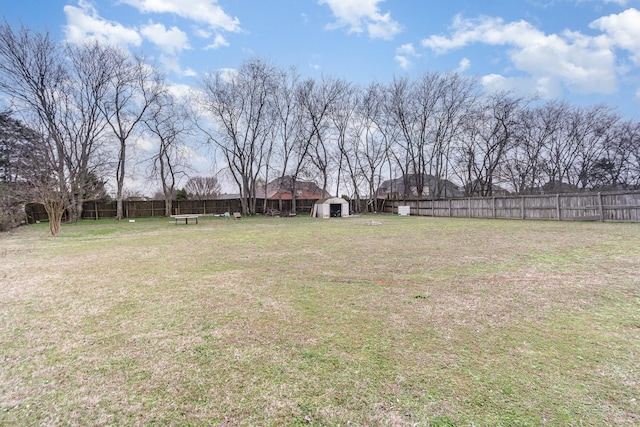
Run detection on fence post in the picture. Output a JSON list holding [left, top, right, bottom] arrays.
[[598, 192, 604, 222], [492, 196, 496, 219], [449, 199, 452, 217], [468, 197, 471, 218], [556, 194, 561, 220], [521, 196, 525, 220]]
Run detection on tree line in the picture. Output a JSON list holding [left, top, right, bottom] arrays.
[[1, 22, 639, 234], [195, 58, 640, 215]]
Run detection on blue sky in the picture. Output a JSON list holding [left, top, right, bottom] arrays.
[[3, 0, 640, 118]]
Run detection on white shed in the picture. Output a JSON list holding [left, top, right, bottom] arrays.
[[312, 197, 350, 218]]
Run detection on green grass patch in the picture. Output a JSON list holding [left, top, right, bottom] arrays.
[[1, 215, 639, 425]]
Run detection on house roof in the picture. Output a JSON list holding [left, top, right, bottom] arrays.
[[315, 197, 348, 204], [257, 176, 331, 200], [377, 174, 463, 198], [216, 193, 241, 200]]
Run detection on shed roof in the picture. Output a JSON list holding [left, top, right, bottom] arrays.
[[314, 197, 348, 204]]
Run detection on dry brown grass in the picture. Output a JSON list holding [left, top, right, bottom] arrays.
[[1, 216, 639, 426]]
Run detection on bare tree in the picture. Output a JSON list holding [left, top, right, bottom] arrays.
[[587, 118, 637, 190], [329, 82, 358, 198], [299, 76, 349, 198], [144, 90, 194, 216], [0, 23, 70, 234], [269, 67, 300, 210], [568, 105, 619, 190], [502, 101, 564, 194], [271, 68, 312, 213], [198, 58, 278, 215], [627, 122, 640, 189], [457, 92, 522, 196], [60, 42, 114, 221], [348, 83, 389, 211], [383, 75, 443, 197], [428, 73, 477, 198], [99, 48, 163, 220], [184, 176, 221, 200], [25, 132, 69, 235], [0, 25, 120, 227]]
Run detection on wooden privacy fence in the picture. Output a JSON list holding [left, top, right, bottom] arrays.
[[25, 198, 319, 223], [24, 191, 640, 223], [383, 190, 640, 222]]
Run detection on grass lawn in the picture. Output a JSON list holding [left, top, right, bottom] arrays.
[[1, 215, 639, 426]]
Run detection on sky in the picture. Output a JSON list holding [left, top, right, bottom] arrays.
[[3, 0, 640, 193], [3, 0, 640, 117]]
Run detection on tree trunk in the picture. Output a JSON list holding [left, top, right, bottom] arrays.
[[116, 140, 126, 220], [291, 177, 297, 214], [43, 199, 65, 236], [164, 198, 172, 217]]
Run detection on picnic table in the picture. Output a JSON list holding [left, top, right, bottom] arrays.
[[172, 214, 199, 225]]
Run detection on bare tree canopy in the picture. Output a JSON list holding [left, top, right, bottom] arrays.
[[144, 90, 192, 216], [99, 50, 164, 220], [184, 176, 221, 200], [197, 58, 278, 215]]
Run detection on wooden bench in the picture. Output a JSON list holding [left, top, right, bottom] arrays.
[[173, 214, 199, 224]]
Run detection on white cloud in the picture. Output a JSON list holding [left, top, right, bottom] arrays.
[[394, 55, 411, 70], [422, 15, 546, 54], [141, 22, 190, 54], [318, 0, 402, 40], [457, 57, 471, 72], [193, 27, 212, 38], [177, 145, 207, 164], [481, 74, 563, 99], [421, 14, 618, 95], [158, 55, 197, 77], [167, 83, 195, 99], [590, 8, 640, 64], [216, 68, 238, 84], [367, 13, 402, 40], [204, 34, 230, 50], [64, 0, 142, 47], [394, 43, 419, 70], [120, 0, 240, 32], [396, 43, 417, 56], [135, 135, 156, 152], [183, 68, 198, 77], [575, 0, 628, 5]]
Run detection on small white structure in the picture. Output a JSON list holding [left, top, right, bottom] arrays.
[[398, 205, 410, 216], [312, 197, 350, 218]]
